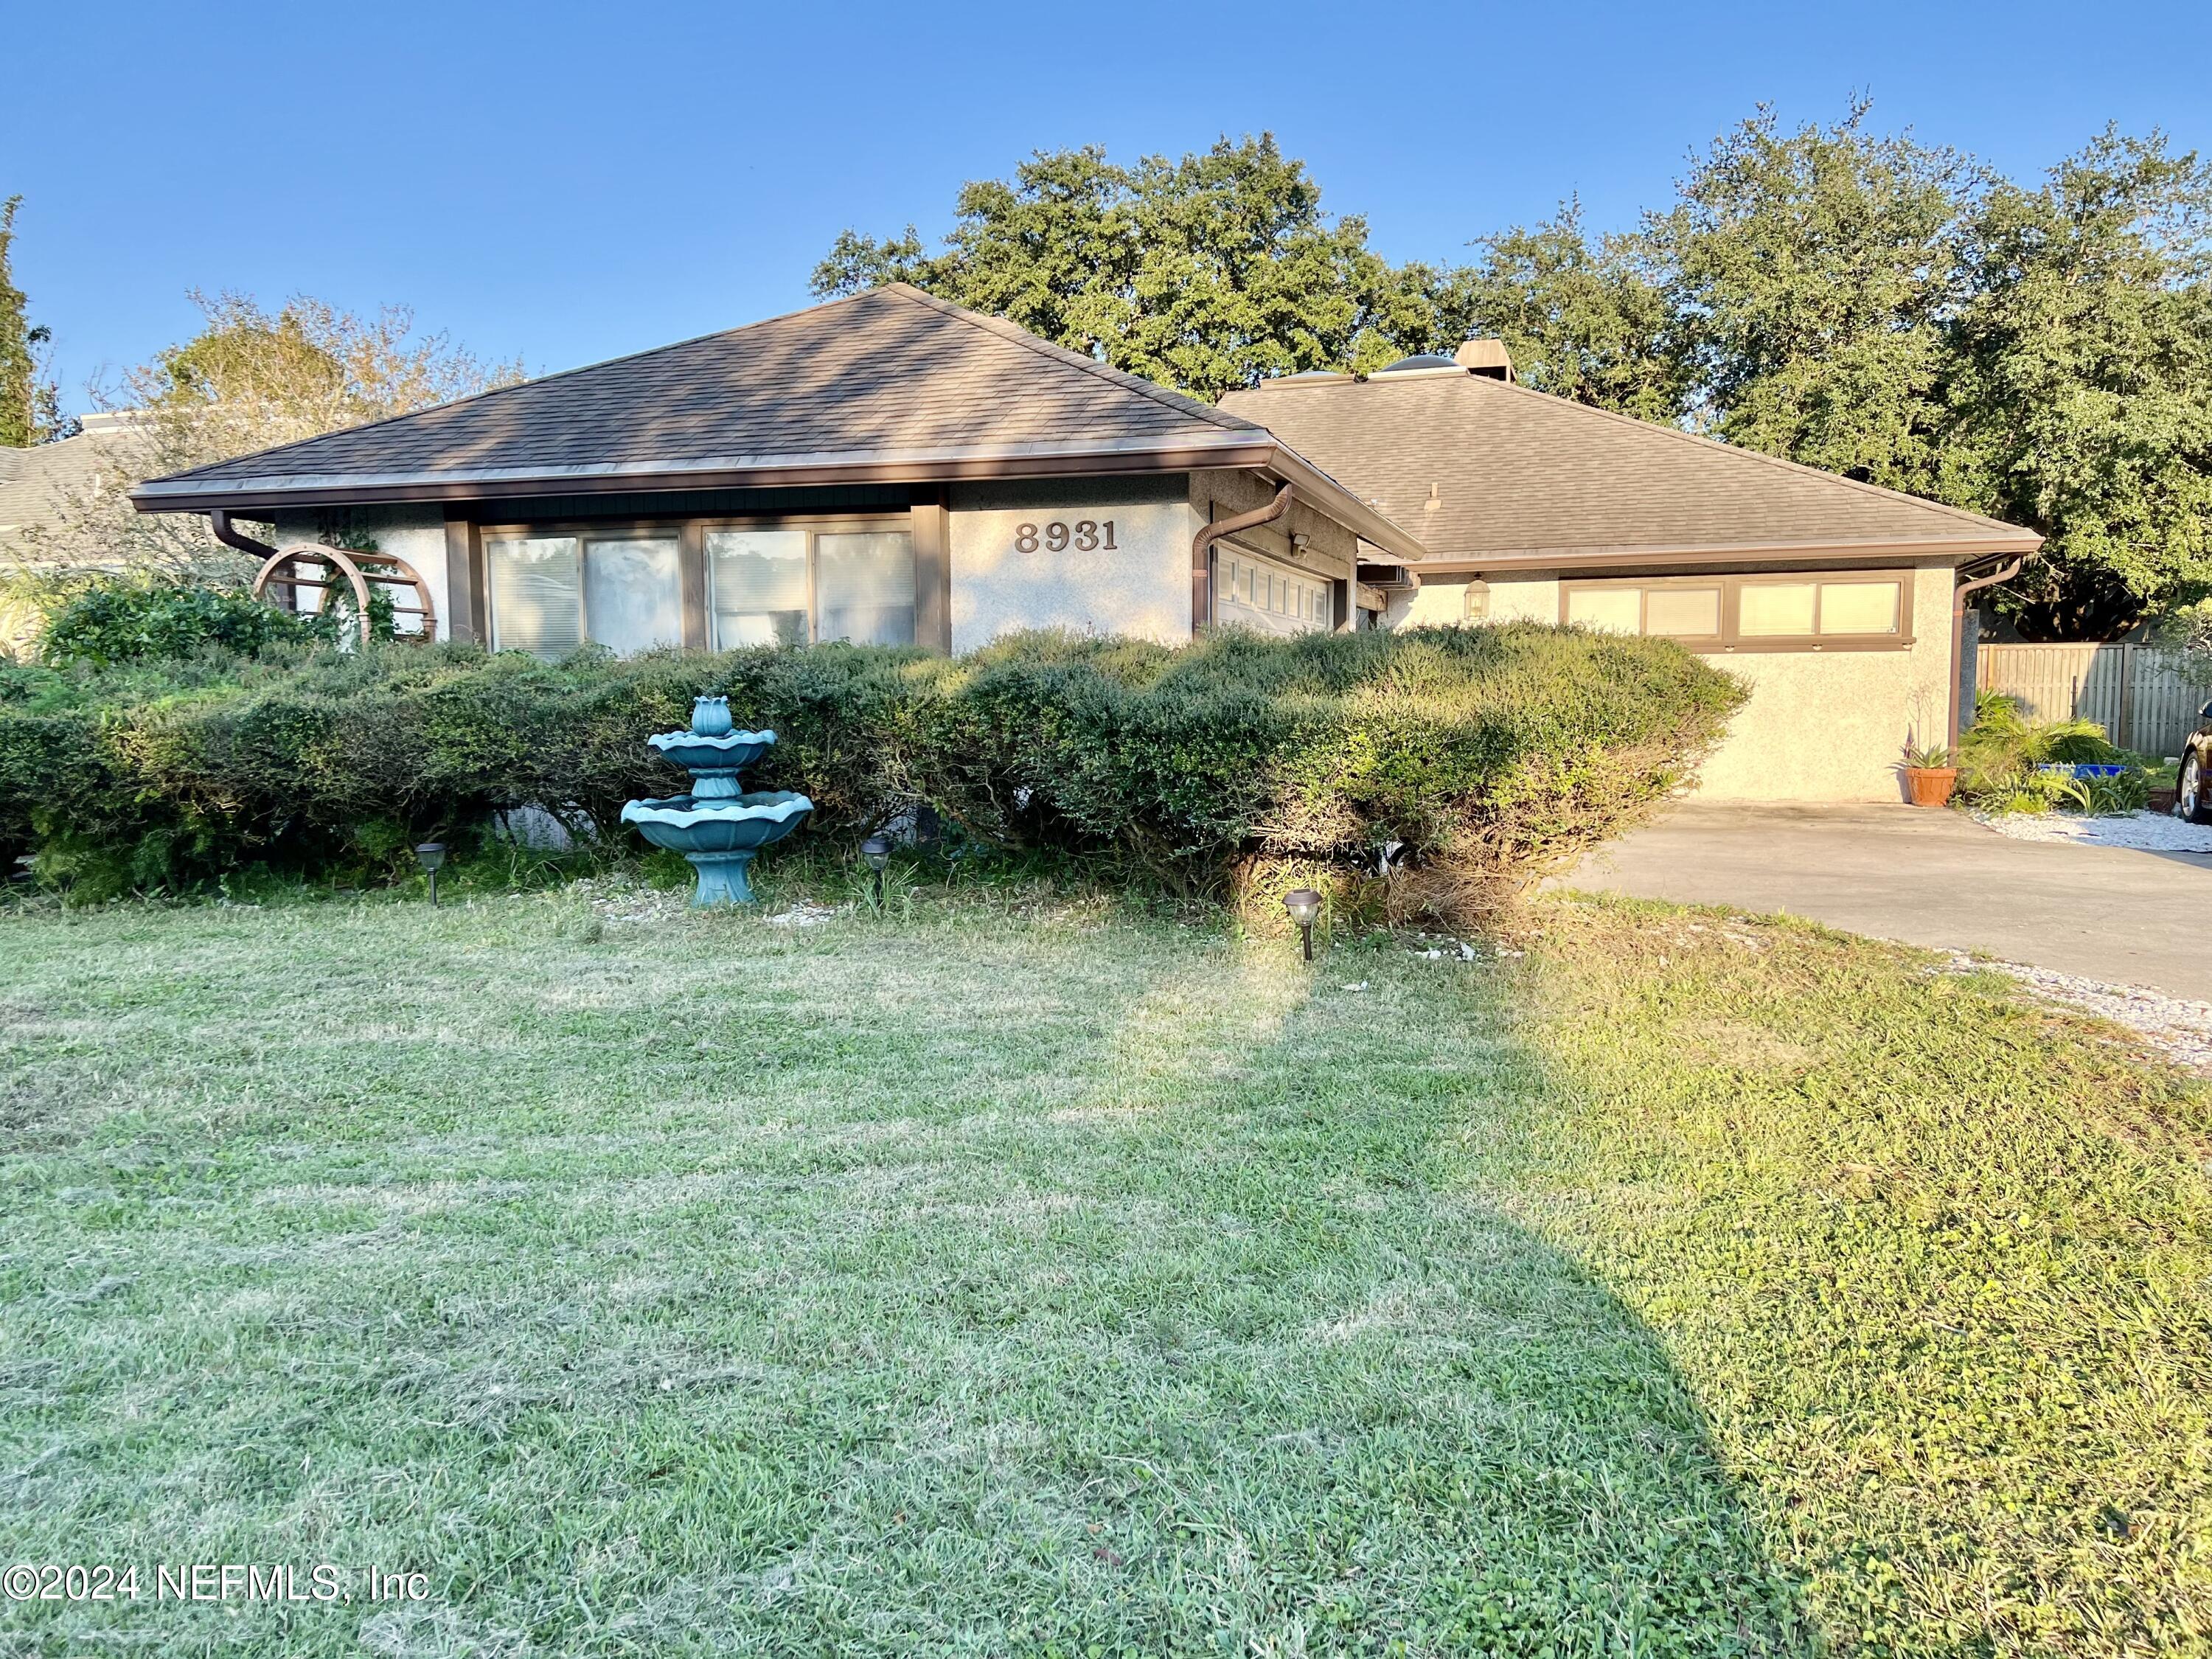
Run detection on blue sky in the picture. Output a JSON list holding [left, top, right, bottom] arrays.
[[11, 0, 2209, 411]]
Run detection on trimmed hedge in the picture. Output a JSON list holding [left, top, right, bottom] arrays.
[[36, 579, 388, 668], [0, 625, 1745, 900]]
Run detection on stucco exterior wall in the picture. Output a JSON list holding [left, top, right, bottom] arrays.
[[1486, 578, 1562, 625], [1391, 566, 1952, 802], [947, 478, 1200, 653], [270, 509, 451, 641], [1393, 577, 1455, 629], [1392, 574, 1558, 629], [1691, 565, 1953, 802], [945, 470, 1372, 651]]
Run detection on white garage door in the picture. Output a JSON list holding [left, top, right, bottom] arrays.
[[1216, 546, 1332, 636]]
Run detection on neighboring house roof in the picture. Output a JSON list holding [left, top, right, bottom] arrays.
[[0, 414, 148, 553], [1220, 366, 2042, 570], [129, 284, 1424, 560]]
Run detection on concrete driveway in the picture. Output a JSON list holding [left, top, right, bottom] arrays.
[[1556, 802, 2212, 1000]]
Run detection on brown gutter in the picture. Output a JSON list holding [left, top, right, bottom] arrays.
[[1258, 443, 1427, 566], [209, 509, 297, 612], [1948, 555, 2028, 748], [129, 437, 1281, 515], [207, 508, 278, 562], [1425, 535, 2043, 577], [1191, 484, 1293, 633]]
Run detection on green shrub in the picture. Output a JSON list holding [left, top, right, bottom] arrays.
[[39, 581, 303, 667], [0, 624, 1746, 904], [2079, 767, 2152, 815], [36, 578, 403, 669], [1956, 692, 2148, 815]]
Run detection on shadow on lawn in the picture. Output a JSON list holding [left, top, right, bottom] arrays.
[[0, 899, 1818, 1655], [693, 918, 1823, 1654]]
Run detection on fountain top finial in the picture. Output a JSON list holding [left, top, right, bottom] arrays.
[[691, 695, 734, 738]]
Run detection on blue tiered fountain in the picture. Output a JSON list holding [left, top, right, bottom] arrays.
[[621, 696, 813, 905]]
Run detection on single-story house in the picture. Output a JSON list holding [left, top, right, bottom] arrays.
[[131, 285, 1420, 664], [1218, 346, 2042, 800], [131, 285, 2042, 801]]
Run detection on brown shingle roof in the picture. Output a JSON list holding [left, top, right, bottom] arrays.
[[1220, 368, 2040, 566], [133, 285, 1275, 511]]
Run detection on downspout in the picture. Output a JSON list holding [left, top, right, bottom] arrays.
[[1949, 555, 2027, 748], [207, 508, 277, 562], [209, 509, 299, 613], [1191, 483, 1293, 634]]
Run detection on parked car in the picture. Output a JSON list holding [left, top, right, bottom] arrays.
[[2177, 702, 2212, 821]]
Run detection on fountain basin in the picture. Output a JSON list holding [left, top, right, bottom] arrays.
[[621, 789, 813, 906], [621, 790, 814, 852], [647, 728, 777, 776]]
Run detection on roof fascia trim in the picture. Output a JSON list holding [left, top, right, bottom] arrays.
[[131, 434, 1275, 513], [1411, 533, 2043, 575], [1259, 445, 1428, 563]]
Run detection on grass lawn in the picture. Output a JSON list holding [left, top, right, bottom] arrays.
[[1, 882, 2206, 1655]]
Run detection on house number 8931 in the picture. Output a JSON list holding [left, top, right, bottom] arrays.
[[1015, 520, 1117, 554]]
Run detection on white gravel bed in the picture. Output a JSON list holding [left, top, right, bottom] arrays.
[[569, 874, 690, 924], [1941, 950, 2212, 1071], [1974, 808, 2212, 853]]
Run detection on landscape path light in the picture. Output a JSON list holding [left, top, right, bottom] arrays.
[[861, 835, 892, 909], [413, 842, 447, 908], [1284, 887, 1324, 961]]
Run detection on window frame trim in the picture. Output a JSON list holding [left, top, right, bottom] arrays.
[[1557, 569, 1916, 653], [476, 511, 917, 653]]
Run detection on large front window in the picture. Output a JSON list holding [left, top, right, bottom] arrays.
[[583, 535, 684, 655], [708, 527, 915, 650], [708, 529, 807, 647], [486, 531, 682, 658], [813, 532, 917, 647], [484, 519, 917, 658], [485, 535, 585, 658]]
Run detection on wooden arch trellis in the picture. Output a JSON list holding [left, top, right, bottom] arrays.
[[249, 543, 437, 647]]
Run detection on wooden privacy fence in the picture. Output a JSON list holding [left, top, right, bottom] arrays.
[[1976, 642, 2212, 757]]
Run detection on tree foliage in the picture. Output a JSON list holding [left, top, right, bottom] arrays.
[[813, 136, 1458, 400], [0, 195, 66, 448], [1644, 111, 2212, 639], [10, 293, 521, 602], [823, 117, 2212, 639], [1946, 132, 2212, 638], [1453, 199, 1683, 421], [1644, 101, 1976, 493]]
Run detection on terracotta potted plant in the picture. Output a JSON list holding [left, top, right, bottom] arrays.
[[1902, 738, 1958, 807]]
